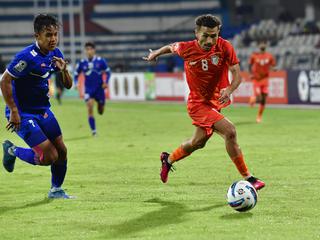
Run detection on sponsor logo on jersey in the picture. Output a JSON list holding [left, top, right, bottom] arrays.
[[14, 60, 27, 72]]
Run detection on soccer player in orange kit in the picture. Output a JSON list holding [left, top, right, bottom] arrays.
[[143, 14, 265, 190], [248, 40, 276, 123]]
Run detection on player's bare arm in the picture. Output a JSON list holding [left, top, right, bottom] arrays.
[[102, 82, 108, 89], [0, 71, 21, 131], [52, 56, 73, 89], [219, 63, 241, 104], [143, 45, 173, 61]]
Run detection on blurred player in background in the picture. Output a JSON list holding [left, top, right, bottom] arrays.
[[0, 14, 73, 198], [144, 14, 265, 190], [54, 71, 65, 104], [54, 59, 72, 105], [74, 42, 111, 136], [248, 40, 276, 123]]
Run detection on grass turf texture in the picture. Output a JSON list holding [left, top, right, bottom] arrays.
[[0, 99, 320, 240]]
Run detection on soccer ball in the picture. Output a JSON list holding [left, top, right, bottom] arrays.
[[227, 180, 258, 212]]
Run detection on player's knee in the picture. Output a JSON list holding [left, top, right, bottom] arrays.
[[225, 126, 237, 142], [48, 149, 59, 163], [57, 146, 67, 162], [98, 108, 104, 115], [41, 148, 59, 165], [98, 104, 104, 115]]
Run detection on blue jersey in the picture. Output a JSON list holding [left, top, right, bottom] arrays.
[[6, 42, 63, 114], [74, 56, 111, 93]]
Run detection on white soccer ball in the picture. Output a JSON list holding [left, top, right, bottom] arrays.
[[227, 180, 258, 212]]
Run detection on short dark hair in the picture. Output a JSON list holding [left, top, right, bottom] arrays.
[[195, 14, 221, 30], [33, 14, 59, 33], [85, 42, 95, 49]]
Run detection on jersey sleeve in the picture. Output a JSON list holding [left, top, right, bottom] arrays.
[[224, 41, 240, 66], [6, 51, 34, 79], [170, 42, 187, 59]]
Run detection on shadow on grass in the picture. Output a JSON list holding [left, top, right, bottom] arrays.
[[104, 198, 225, 239], [64, 136, 91, 142], [220, 211, 253, 220], [233, 121, 256, 127], [0, 198, 53, 215]]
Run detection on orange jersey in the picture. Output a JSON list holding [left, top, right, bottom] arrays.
[[249, 52, 275, 81], [171, 37, 239, 109]]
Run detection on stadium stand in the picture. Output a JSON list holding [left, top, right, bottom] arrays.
[[0, 0, 319, 72], [231, 18, 320, 71]]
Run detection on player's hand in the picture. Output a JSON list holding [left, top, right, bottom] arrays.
[[52, 56, 67, 71], [6, 109, 21, 132], [102, 82, 108, 89], [142, 49, 158, 62], [219, 88, 232, 104]]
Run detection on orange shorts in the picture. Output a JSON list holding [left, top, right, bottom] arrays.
[[253, 78, 268, 96], [187, 102, 224, 137]]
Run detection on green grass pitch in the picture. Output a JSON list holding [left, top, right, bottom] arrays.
[[0, 99, 320, 240]]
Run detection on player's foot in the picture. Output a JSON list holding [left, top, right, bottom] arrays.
[[92, 130, 97, 137], [160, 152, 174, 183], [2, 140, 16, 173], [256, 115, 262, 123], [48, 187, 73, 199], [249, 96, 256, 107], [246, 176, 265, 190]]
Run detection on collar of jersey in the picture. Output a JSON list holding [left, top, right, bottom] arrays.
[[87, 55, 97, 62], [34, 41, 52, 56]]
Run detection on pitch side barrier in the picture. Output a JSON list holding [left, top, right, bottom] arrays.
[[60, 71, 320, 105]]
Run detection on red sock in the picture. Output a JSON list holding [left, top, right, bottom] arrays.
[[231, 154, 250, 178], [169, 146, 190, 163]]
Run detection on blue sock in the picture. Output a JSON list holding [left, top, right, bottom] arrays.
[[88, 116, 96, 132], [51, 160, 67, 188], [13, 147, 37, 165]]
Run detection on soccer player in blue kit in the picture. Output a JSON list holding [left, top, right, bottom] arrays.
[[0, 14, 73, 198], [74, 42, 111, 136]]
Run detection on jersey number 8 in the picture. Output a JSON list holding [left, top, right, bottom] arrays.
[[201, 59, 209, 71]]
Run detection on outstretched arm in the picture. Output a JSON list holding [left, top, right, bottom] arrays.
[[0, 71, 21, 131], [142, 45, 173, 62], [53, 56, 73, 89], [219, 63, 242, 104]]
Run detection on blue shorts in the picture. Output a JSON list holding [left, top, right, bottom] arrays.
[[84, 87, 105, 105], [7, 109, 62, 147]]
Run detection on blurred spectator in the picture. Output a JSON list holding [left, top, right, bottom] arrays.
[[166, 56, 175, 72], [0, 54, 6, 74], [278, 10, 294, 23], [304, 21, 320, 34], [290, 21, 303, 35]]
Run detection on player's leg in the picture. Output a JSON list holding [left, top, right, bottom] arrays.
[[160, 103, 218, 183], [86, 96, 96, 136], [96, 87, 106, 115], [160, 126, 210, 183], [256, 83, 268, 123], [170, 126, 209, 164], [213, 117, 265, 190], [49, 136, 69, 198], [55, 87, 63, 105], [249, 80, 258, 107], [2, 114, 58, 172], [38, 109, 70, 198]]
